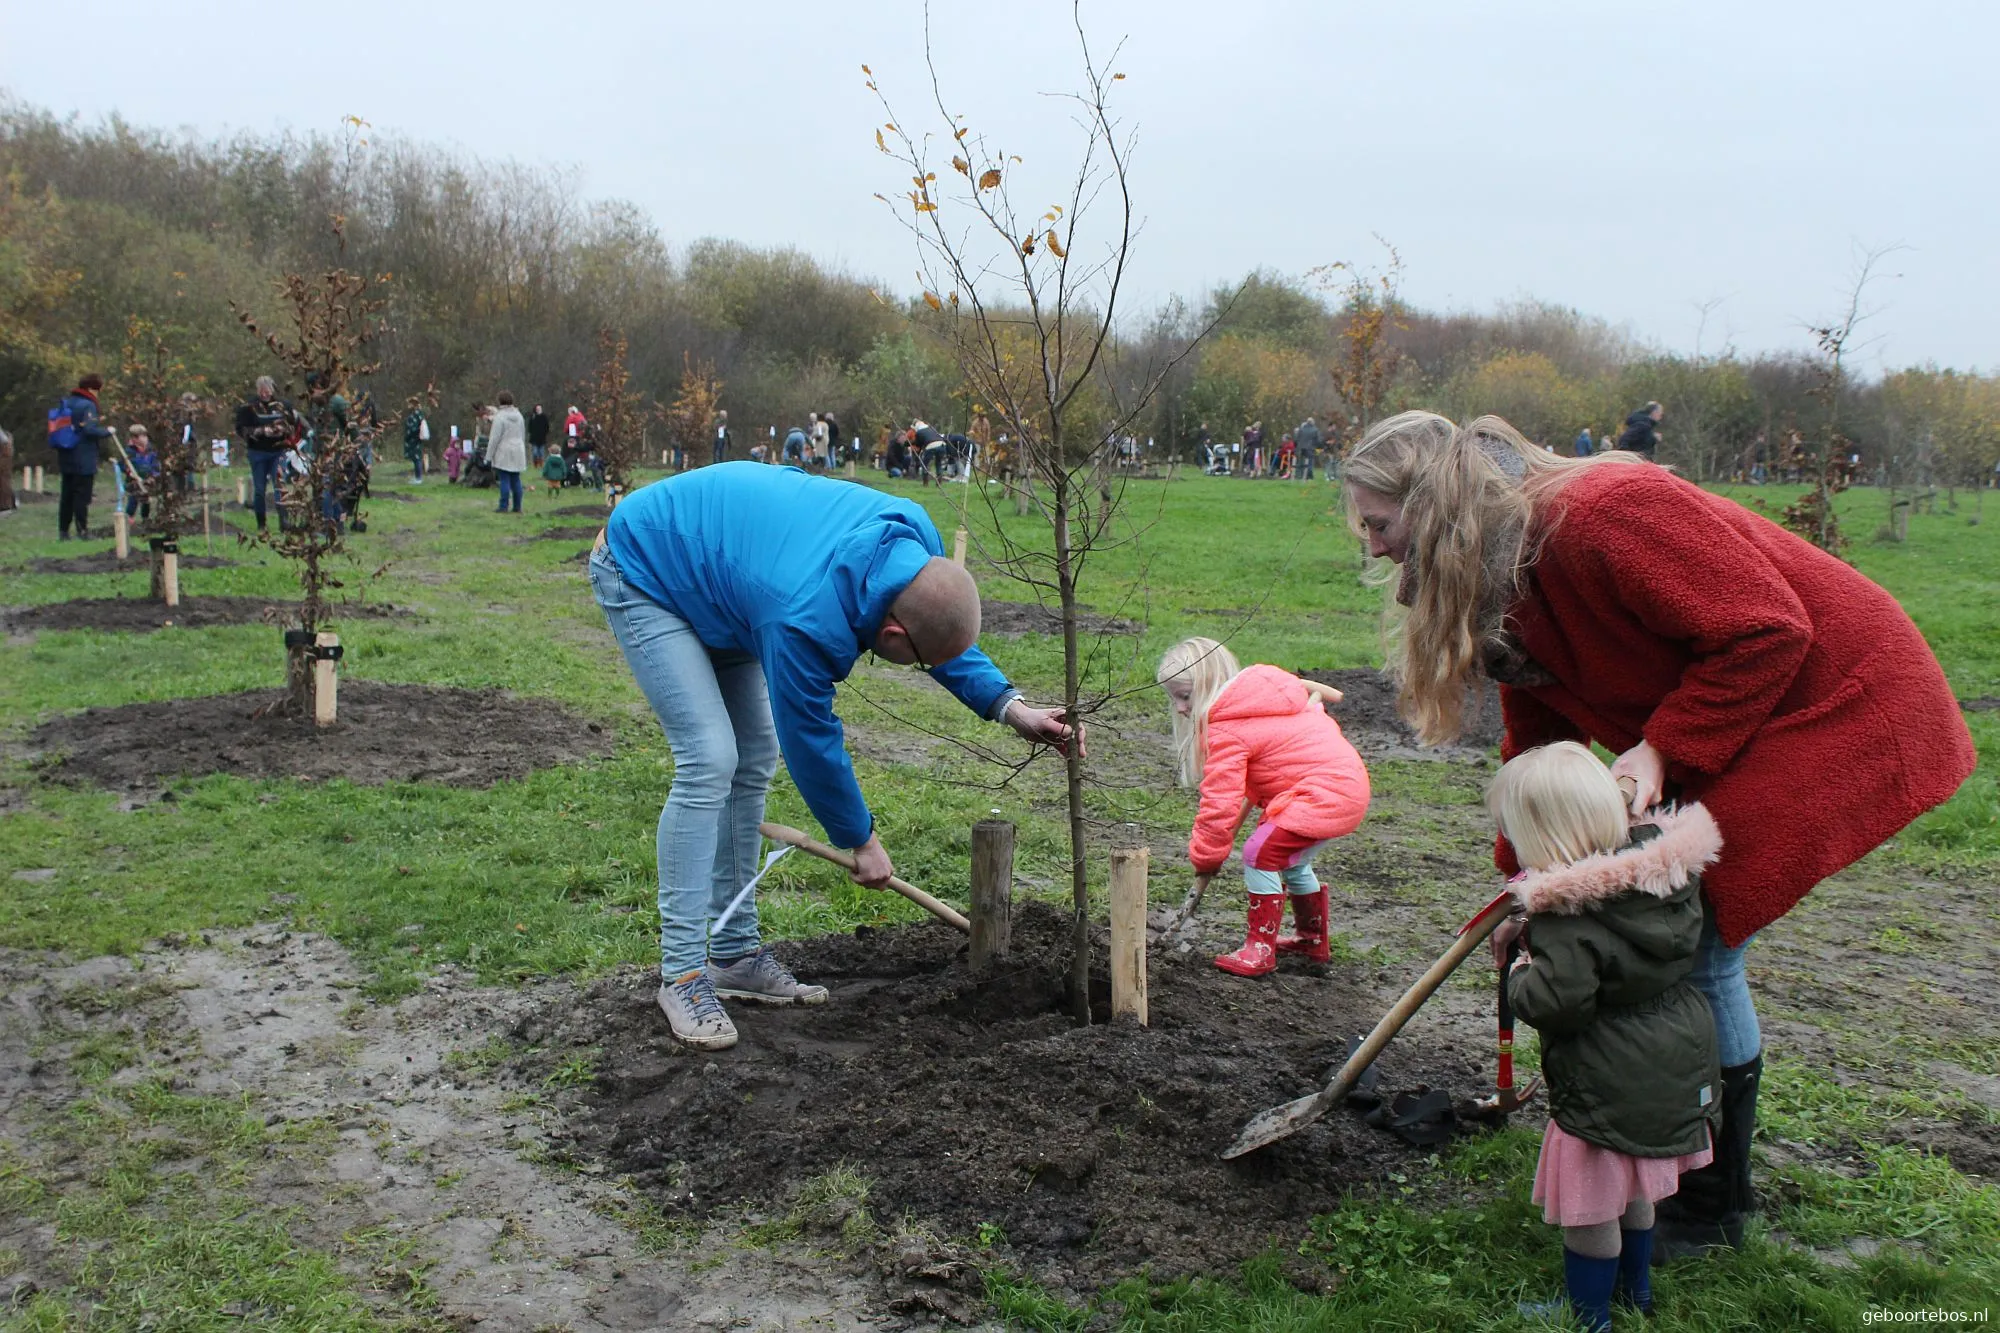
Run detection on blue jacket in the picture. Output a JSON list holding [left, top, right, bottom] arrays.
[[1573, 430, 1595, 457], [58, 392, 112, 476], [605, 463, 1018, 846]]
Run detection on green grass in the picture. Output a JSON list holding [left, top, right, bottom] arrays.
[[2, 469, 1997, 1328]]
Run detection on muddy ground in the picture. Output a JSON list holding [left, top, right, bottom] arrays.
[[1, 844, 1993, 1327], [981, 600, 1140, 638], [521, 526, 603, 543], [21, 550, 238, 575], [2, 595, 407, 635], [1301, 667, 1504, 754], [534, 902, 1467, 1292], [27, 682, 616, 796], [550, 504, 616, 518], [0, 934, 929, 1332]]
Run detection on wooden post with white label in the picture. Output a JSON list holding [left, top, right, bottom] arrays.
[[1109, 844, 1150, 1026]]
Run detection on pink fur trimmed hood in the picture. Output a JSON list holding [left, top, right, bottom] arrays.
[[1509, 803, 1723, 917]]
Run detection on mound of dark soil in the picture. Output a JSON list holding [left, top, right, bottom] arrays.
[[1961, 696, 2000, 713], [27, 551, 238, 575], [540, 903, 1478, 1286], [1, 596, 407, 635], [522, 526, 601, 543], [1299, 667, 1503, 754], [983, 599, 1140, 638], [28, 681, 615, 794], [549, 504, 614, 517]]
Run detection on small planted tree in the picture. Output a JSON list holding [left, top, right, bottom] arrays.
[[233, 226, 390, 721], [113, 317, 210, 593], [1783, 249, 1893, 557], [587, 327, 640, 501], [870, 6, 1213, 1022], [1314, 237, 1406, 442], [664, 350, 724, 469]]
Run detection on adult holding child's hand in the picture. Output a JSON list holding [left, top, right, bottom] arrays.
[[1341, 411, 1974, 1261]]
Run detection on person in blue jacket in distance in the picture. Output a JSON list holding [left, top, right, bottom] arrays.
[[594, 462, 1079, 1050]]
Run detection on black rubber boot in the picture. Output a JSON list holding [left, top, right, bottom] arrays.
[[1654, 1053, 1760, 1263]]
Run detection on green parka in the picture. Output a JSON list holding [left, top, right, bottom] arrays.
[[1507, 803, 1723, 1158]]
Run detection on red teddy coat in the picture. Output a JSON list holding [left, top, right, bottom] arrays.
[[1495, 463, 1975, 947]]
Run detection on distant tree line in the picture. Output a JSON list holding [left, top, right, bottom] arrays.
[[2, 98, 1993, 488]]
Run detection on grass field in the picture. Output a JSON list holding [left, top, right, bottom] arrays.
[[0, 467, 1994, 1329]]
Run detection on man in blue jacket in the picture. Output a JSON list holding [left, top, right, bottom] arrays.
[[54, 373, 114, 540], [593, 463, 1078, 1049]]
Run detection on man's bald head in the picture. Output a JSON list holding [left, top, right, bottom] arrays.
[[883, 557, 981, 666]]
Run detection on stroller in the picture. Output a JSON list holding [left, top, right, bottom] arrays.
[[1202, 442, 1232, 476]]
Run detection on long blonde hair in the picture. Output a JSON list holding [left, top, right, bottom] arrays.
[[1487, 741, 1630, 871], [1157, 636, 1242, 788], [1342, 411, 1641, 744]]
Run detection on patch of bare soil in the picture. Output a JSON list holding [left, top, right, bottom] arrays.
[[0, 935, 924, 1331], [540, 903, 1479, 1294], [522, 526, 602, 543], [551, 504, 616, 517], [1, 596, 407, 635], [1959, 696, 2000, 713], [982, 600, 1140, 638], [24, 550, 238, 575], [1300, 667, 1503, 757], [27, 681, 615, 795]]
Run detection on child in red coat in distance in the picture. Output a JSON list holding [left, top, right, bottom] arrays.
[[1157, 637, 1371, 975]]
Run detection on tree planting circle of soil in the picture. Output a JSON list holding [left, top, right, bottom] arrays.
[[1299, 667, 1503, 753], [982, 599, 1140, 638], [537, 904, 1475, 1287], [25, 551, 238, 575], [549, 504, 615, 517], [521, 526, 602, 543], [2, 597, 406, 635], [29, 681, 615, 793]]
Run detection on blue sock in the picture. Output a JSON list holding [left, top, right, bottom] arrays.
[[1563, 1248, 1616, 1332], [1618, 1227, 1655, 1312]]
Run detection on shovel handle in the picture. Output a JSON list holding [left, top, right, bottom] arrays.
[[757, 822, 971, 934]]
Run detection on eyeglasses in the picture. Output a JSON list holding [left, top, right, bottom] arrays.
[[881, 615, 930, 671]]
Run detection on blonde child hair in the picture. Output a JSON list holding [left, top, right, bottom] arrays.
[[1156, 636, 1242, 789], [1487, 741, 1630, 871]]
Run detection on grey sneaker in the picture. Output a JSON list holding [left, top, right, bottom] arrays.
[[707, 948, 829, 1006], [657, 969, 739, 1050]]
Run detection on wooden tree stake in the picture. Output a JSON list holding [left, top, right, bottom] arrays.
[[969, 820, 1016, 969], [312, 632, 339, 727], [1109, 845, 1150, 1026], [237, 476, 247, 506], [114, 512, 129, 560], [952, 526, 969, 566], [846, 459, 857, 478], [160, 542, 180, 609]]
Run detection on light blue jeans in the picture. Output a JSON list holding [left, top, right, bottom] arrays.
[[1690, 901, 1761, 1067], [590, 545, 778, 977]]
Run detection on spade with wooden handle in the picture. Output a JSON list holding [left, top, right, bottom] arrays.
[[758, 822, 971, 934], [1145, 873, 1212, 939], [1222, 887, 1515, 1159]]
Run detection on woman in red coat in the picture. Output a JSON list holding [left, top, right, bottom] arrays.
[[1342, 411, 1975, 1259]]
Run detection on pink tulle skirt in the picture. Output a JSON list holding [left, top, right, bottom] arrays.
[[1532, 1120, 1714, 1227]]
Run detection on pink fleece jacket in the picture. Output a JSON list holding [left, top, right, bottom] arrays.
[[1189, 665, 1372, 874]]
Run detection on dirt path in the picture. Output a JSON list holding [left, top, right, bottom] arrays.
[[0, 931, 991, 1331]]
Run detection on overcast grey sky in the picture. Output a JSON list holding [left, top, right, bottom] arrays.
[[2, 0, 1991, 373]]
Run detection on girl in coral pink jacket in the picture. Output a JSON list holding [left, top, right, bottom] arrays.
[[1157, 637, 1371, 975]]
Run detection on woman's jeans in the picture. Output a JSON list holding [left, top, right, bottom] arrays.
[[1691, 901, 1761, 1066], [495, 469, 522, 511], [590, 545, 778, 977]]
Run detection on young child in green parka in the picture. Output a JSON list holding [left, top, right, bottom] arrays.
[[1492, 742, 1722, 1331], [541, 445, 569, 496]]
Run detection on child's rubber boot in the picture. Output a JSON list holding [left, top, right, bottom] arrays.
[[1214, 893, 1284, 977], [1616, 1227, 1655, 1315], [1517, 1249, 1615, 1332], [1275, 887, 1331, 963]]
